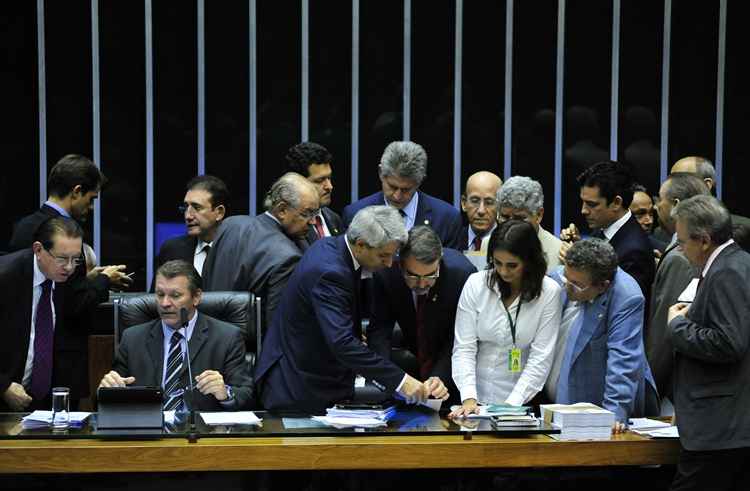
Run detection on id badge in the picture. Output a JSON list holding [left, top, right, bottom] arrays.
[[508, 346, 522, 373]]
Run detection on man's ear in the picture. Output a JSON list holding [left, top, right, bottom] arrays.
[[611, 195, 623, 209], [71, 184, 83, 198], [460, 195, 468, 212], [214, 204, 226, 221]]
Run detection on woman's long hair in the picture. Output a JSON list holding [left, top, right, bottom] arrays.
[[485, 220, 547, 301]]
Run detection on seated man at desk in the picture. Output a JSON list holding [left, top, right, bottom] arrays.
[[546, 239, 657, 431], [99, 260, 254, 411]]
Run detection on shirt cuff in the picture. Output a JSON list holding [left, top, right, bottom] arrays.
[[394, 374, 408, 394], [459, 387, 478, 404]]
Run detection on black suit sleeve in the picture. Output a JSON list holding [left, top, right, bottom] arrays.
[[367, 273, 396, 359], [262, 255, 302, 328], [619, 248, 655, 299], [220, 328, 255, 410], [442, 212, 464, 250]]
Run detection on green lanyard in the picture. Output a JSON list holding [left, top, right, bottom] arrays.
[[502, 297, 522, 347]]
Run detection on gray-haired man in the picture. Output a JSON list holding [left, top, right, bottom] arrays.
[[256, 206, 449, 413], [497, 176, 562, 272], [342, 141, 463, 248]]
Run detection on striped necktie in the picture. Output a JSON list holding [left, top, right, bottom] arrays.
[[163, 331, 185, 411]]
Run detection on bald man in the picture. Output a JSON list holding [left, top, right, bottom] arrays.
[[671, 156, 750, 229], [458, 171, 503, 253]]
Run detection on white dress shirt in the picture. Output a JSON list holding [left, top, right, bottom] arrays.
[[602, 210, 633, 241], [385, 192, 419, 231], [193, 239, 212, 276], [22, 256, 57, 387], [452, 271, 561, 406]]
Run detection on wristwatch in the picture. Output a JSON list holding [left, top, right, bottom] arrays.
[[224, 385, 235, 401]]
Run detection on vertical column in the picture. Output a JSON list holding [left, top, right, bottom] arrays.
[[715, 0, 726, 199], [249, 0, 258, 215], [453, 0, 463, 206], [610, 0, 621, 160], [403, 0, 411, 141], [554, 0, 566, 235], [301, 0, 309, 141], [351, 0, 360, 202], [504, 0, 514, 180], [145, 0, 155, 287], [37, 0, 47, 202], [660, 0, 672, 183], [197, 0, 206, 174], [92, 0, 102, 258]]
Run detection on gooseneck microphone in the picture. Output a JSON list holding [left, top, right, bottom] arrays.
[[179, 308, 199, 442]]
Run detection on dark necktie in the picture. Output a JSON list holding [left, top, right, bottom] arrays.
[[202, 244, 211, 255], [314, 215, 326, 239], [30, 279, 54, 400], [472, 235, 483, 251], [415, 294, 433, 379], [398, 209, 407, 220], [591, 229, 606, 240], [163, 331, 185, 411]]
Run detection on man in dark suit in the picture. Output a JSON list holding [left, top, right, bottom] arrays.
[[1, 218, 88, 411], [8, 154, 132, 297], [256, 206, 449, 413], [201, 173, 319, 328], [99, 260, 253, 411], [560, 160, 655, 304], [285, 141, 344, 243], [457, 171, 502, 253], [667, 195, 750, 490], [341, 141, 462, 248], [151, 175, 229, 291], [368, 226, 475, 405], [645, 173, 709, 403]]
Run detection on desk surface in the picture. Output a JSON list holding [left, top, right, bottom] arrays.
[[0, 412, 681, 474]]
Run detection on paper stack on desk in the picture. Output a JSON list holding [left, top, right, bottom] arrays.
[[449, 403, 531, 419], [540, 403, 614, 441], [21, 411, 92, 429], [628, 418, 678, 438], [200, 411, 262, 426], [313, 404, 397, 429]]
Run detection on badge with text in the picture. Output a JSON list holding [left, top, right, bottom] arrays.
[[508, 346, 522, 373]]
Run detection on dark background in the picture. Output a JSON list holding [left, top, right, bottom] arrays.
[[2, 0, 747, 290]]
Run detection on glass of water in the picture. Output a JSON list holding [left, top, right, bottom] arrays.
[[51, 387, 70, 430]]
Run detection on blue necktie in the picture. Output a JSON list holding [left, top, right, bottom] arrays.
[[30, 280, 54, 400], [163, 331, 185, 411]]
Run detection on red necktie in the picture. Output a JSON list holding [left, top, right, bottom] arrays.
[[415, 294, 433, 379], [314, 215, 326, 239], [472, 235, 482, 251]]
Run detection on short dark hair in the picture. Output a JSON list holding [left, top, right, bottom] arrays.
[[400, 225, 443, 264], [47, 154, 107, 198], [285, 142, 332, 176], [486, 220, 547, 302], [577, 160, 635, 208], [155, 260, 202, 294], [33, 217, 83, 250], [186, 174, 230, 213]]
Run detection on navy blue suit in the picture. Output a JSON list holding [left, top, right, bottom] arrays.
[[255, 235, 405, 413], [368, 248, 476, 404], [342, 191, 462, 249], [607, 215, 656, 308]]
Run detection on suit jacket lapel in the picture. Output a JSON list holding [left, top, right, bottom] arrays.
[[323, 207, 341, 236], [147, 320, 165, 387], [187, 313, 209, 369], [415, 192, 433, 228], [570, 291, 609, 364]]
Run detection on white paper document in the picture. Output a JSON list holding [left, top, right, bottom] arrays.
[[22, 411, 92, 429], [677, 278, 699, 303], [312, 416, 387, 429], [419, 398, 443, 412], [200, 411, 262, 426], [628, 418, 672, 431]]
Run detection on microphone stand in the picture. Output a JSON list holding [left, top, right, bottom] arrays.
[[180, 308, 199, 443]]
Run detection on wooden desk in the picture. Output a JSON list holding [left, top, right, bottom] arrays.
[[0, 432, 680, 474]]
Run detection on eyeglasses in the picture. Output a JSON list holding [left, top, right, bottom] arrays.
[[403, 267, 440, 282], [178, 203, 211, 214], [296, 207, 320, 220], [44, 248, 84, 267], [466, 197, 497, 208], [560, 273, 590, 294]]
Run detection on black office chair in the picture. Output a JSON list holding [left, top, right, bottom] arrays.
[[113, 291, 262, 370]]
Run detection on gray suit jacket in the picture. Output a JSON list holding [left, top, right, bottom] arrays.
[[113, 313, 254, 411], [646, 239, 698, 400], [669, 242, 750, 451], [201, 214, 303, 328]]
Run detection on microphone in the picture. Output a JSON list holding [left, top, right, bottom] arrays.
[[179, 308, 198, 442]]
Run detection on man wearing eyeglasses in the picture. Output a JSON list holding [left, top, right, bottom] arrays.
[[1, 217, 88, 411], [458, 171, 503, 254], [202, 173, 319, 329], [496, 176, 562, 273], [545, 239, 657, 432], [151, 175, 229, 291], [368, 226, 476, 405]]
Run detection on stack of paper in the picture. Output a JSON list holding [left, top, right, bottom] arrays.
[[313, 404, 397, 429], [490, 414, 540, 428], [200, 411, 262, 426], [21, 411, 92, 429], [540, 403, 614, 441], [449, 403, 531, 419], [629, 418, 678, 438]]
